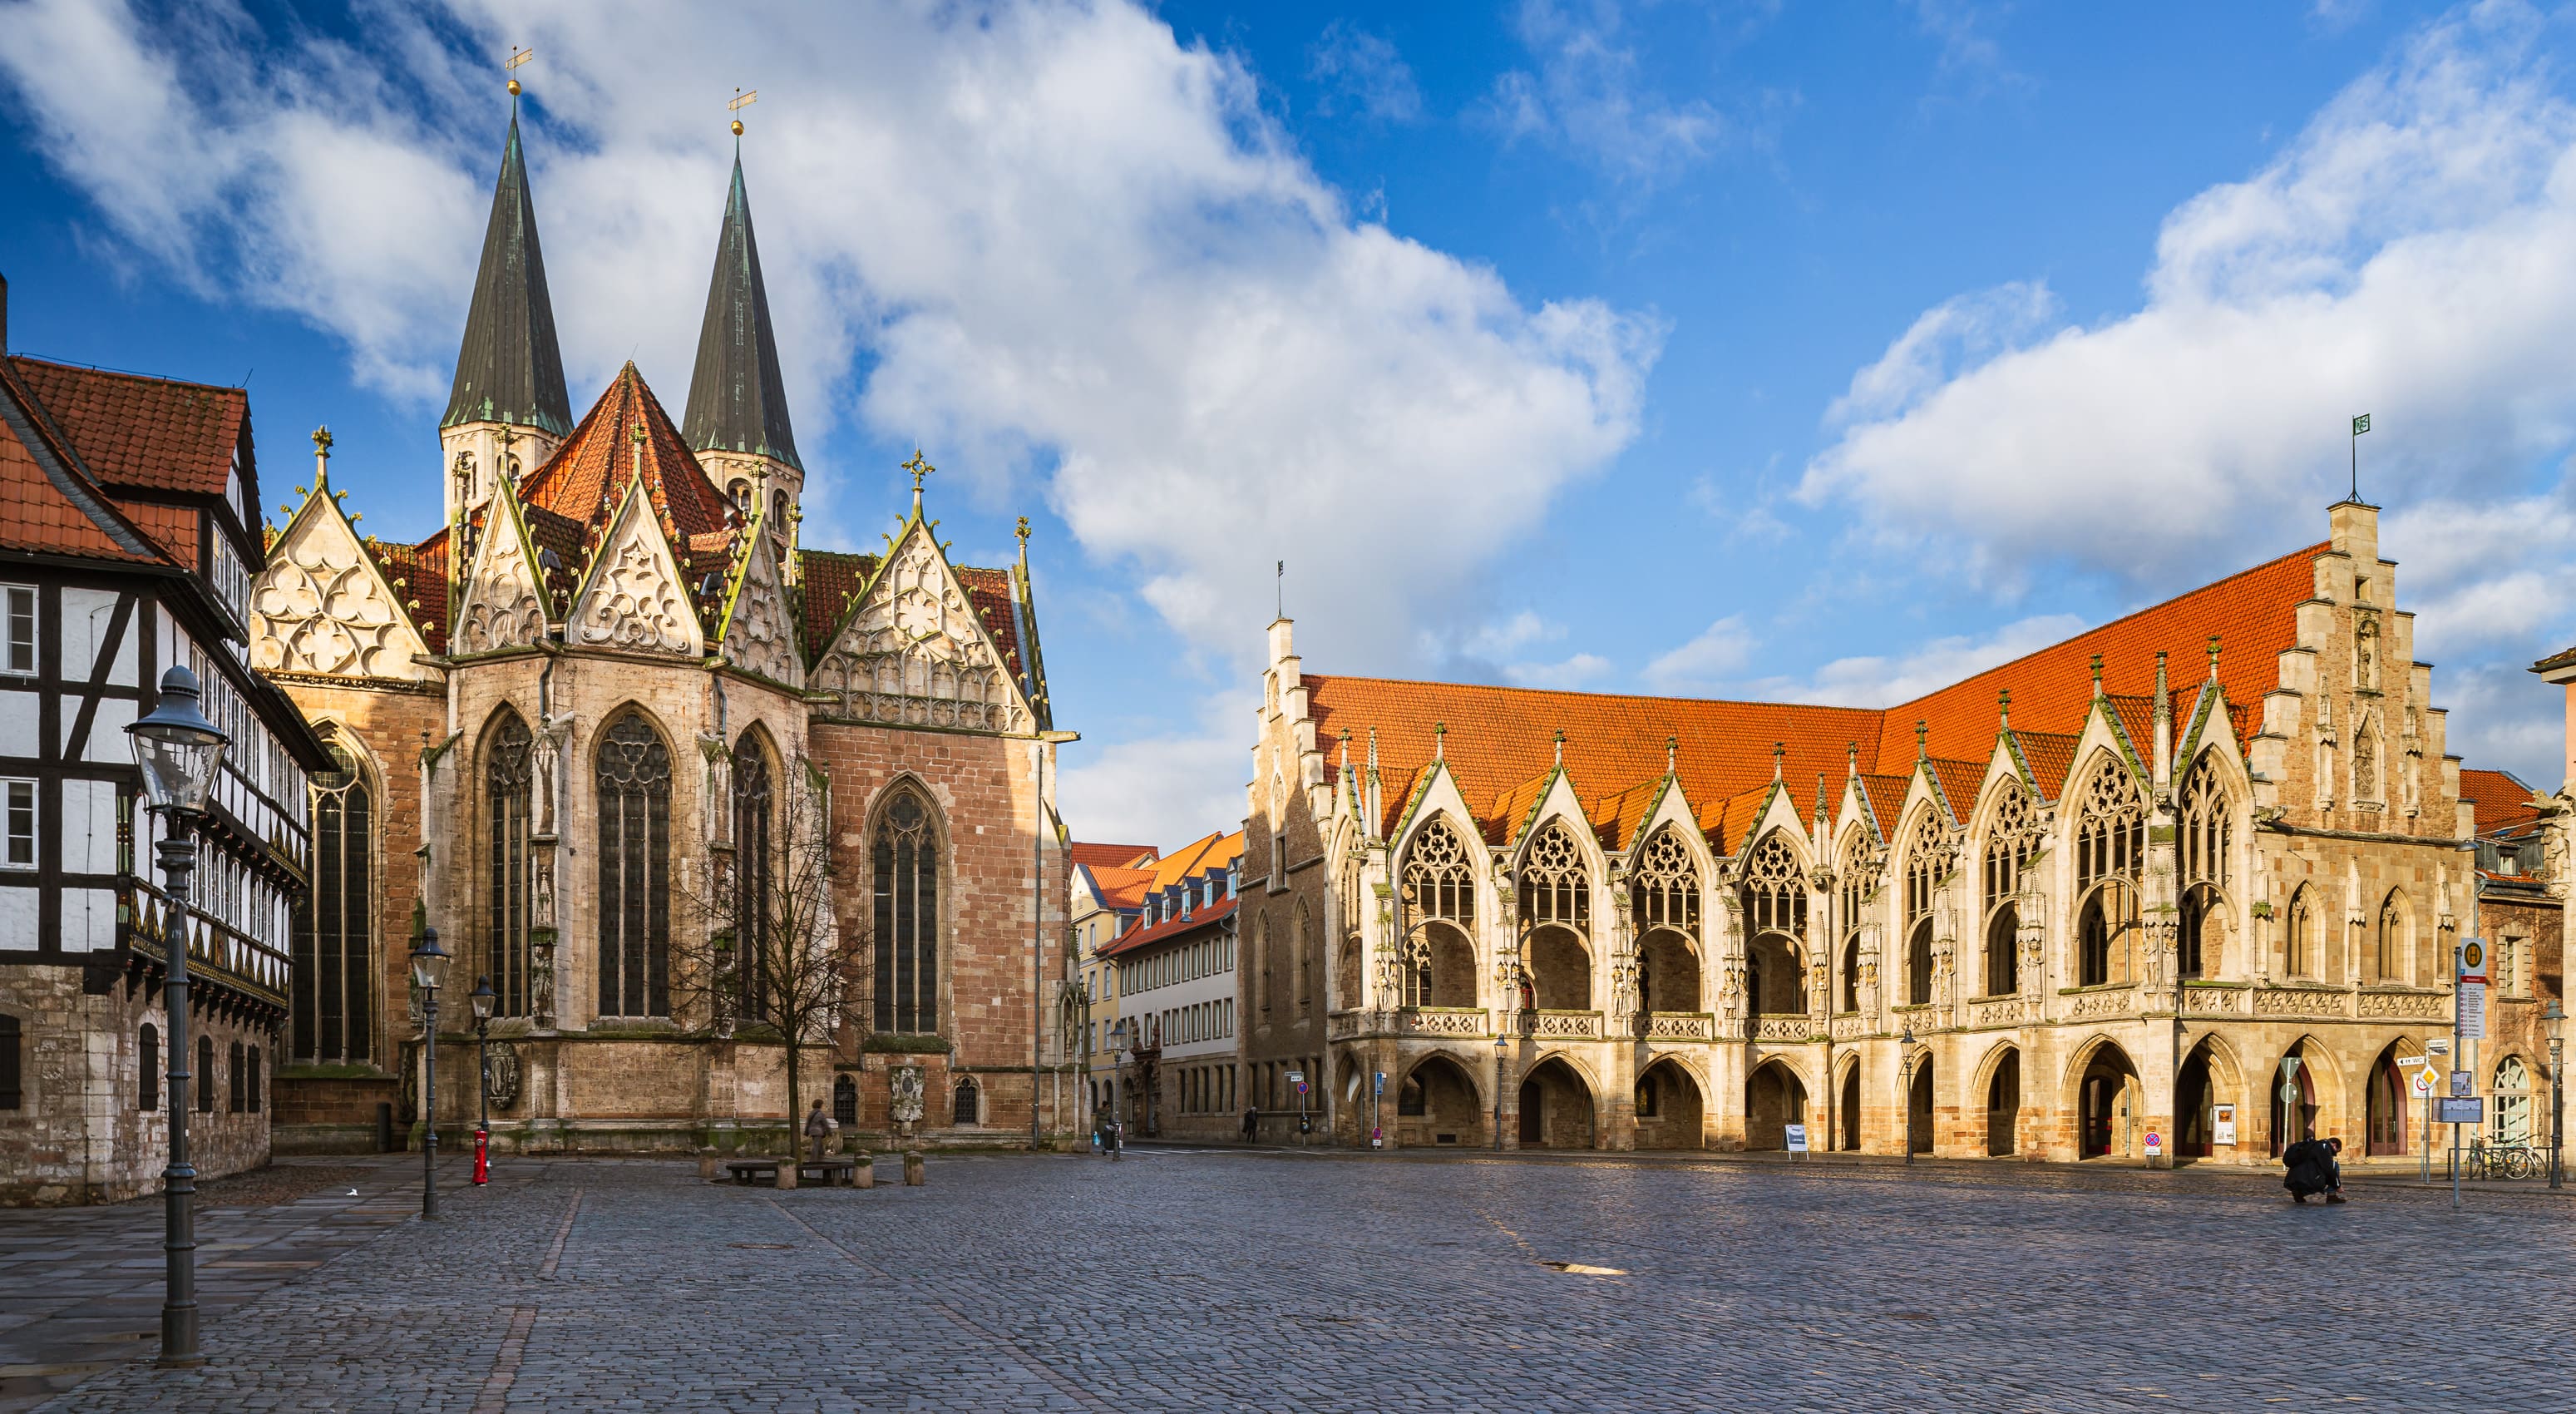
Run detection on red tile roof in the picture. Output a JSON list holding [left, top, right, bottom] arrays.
[[1084, 864, 1159, 913], [7, 356, 245, 497], [0, 364, 173, 565], [516, 363, 736, 595], [1072, 843, 1159, 870], [1097, 894, 1238, 959], [365, 530, 449, 653], [2460, 768, 2543, 837], [1310, 543, 2331, 848], [798, 550, 879, 660]]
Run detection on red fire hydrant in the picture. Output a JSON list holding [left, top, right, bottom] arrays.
[[473, 1124, 491, 1186]]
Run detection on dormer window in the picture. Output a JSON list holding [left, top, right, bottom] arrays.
[[1227, 866, 1238, 898]]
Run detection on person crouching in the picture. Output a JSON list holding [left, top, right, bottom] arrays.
[[2282, 1135, 2347, 1204]]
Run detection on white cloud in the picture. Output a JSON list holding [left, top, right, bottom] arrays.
[[1054, 692, 1254, 849], [1741, 614, 2090, 708], [1504, 652, 1613, 689], [1642, 616, 1757, 693], [1801, 2, 2576, 589], [1308, 21, 1422, 124], [0, 0, 1656, 848], [1483, 0, 1728, 185]]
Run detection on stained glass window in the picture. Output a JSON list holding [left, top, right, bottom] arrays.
[[871, 787, 940, 1033], [596, 713, 672, 1017]]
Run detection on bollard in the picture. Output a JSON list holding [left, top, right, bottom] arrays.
[[903, 1150, 925, 1186], [854, 1157, 876, 1189], [775, 1159, 797, 1190], [698, 1147, 719, 1182]]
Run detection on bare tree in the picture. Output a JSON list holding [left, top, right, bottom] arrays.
[[674, 753, 857, 1155]]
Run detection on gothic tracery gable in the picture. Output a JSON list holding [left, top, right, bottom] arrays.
[[813, 521, 1032, 734], [249, 486, 430, 681], [570, 479, 703, 657], [718, 528, 802, 688], [451, 487, 547, 656]]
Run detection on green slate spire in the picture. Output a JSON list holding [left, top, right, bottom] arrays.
[[681, 152, 802, 472], [443, 111, 573, 438]]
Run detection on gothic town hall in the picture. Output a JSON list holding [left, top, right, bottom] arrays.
[[250, 111, 1073, 1154]]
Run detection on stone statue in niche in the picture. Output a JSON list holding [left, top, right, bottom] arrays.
[[486, 1040, 524, 1110], [890, 1065, 927, 1140]]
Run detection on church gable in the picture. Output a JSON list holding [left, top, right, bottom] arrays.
[[718, 520, 802, 688], [814, 518, 1032, 734], [569, 476, 704, 658], [249, 465, 430, 682], [450, 480, 549, 656]]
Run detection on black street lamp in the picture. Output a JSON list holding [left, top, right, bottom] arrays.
[[1900, 1016, 1918, 1167], [409, 928, 452, 1218], [126, 664, 229, 1369], [471, 975, 496, 1183], [1493, 1028, 1509, 1151]]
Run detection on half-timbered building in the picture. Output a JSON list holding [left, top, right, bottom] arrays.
[[0, 282, 331, 1203]]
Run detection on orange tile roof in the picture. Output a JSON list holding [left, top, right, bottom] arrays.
[[2460, 768, 2543, 837], [7, 356, 246, 498], [1071, 843, 1159, 870], [1307, 543, 2329, 848], [1083, 864, 1159, 913], [797, 550, 879, 662], [1145, 831, 1245, 890], [516, 363, 736, 594], [365, 531, 449, 653]]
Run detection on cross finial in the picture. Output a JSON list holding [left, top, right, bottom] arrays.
[[2089, 654, 2104, 695], [1015, 516, 1031, 544], [312, 426, 333, 455], [1998, 688, 2011, 729], [903, 450, 935, 517], [2206, 634, 2221, 680], [1914, 719, 1928, 760], [310, 426, 331, 489], [1847, 741, 1859, 776]]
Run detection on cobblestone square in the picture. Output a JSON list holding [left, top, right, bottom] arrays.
[[15, 1151, 2575, 1413]]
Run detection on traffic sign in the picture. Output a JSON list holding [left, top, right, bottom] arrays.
[[2458, 937, 2487, 982], [1373, 1071, 1384, 1096], [1286, 1070, 1302, 1084], [2411, 1070, 2433, 1095], [2144, 1131, 2163, 1157]]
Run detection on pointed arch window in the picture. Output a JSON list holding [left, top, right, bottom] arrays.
[[1982, 784, 2041, 996], [2074, 759, 2144, 987], [1517, 820, 1591, 935], [1738, 832, 1807, 940], [485, 713, 534, 1017], [1632, 827, 1700, 941], [296, 731, 375, 1064], [2374, 891, 2408, 984], [871, 786, 940, 1034], [2286, 887, 2317, 979], [733, 737, 775, 1021], [1835, 833, 1873, 1014], [1902, 812, 1952, 1006], [2178, 755, 2232, 979], [596, 712, 673, 1018], [1401, 818, 1475, 925]]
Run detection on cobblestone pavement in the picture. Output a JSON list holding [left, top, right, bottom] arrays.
[[17, 1148, 2576, 1413]]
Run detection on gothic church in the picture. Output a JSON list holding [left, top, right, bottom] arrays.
[[252, 105, 1073, 1152]]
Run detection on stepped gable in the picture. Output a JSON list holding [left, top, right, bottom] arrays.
[[682, 154, 800, 470], [0, 359, 173, 565], [2460, 767, 2542, 835], [517, 363, 734, 594], [1879, 542, 2325, 764], [7, 356, 248, 498], [445, 112, 572, 438]]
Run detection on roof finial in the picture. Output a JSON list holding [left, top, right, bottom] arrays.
[[2089, 653, 2104, 695], [728, 87, 757, 141], [1338, 726, 1352, 770], [1814, 773, 1828, 824], [2154, 650, 2171, 722], [903, 449, 934, 518], [506, 45, 533, 103], [1997, 688, 2011, 730], [311, 426, 332, 488], [2206, 633, 2221, 680], [1368, 725, 1379, 772], [1434, 722, 1446, 760], [1016, 516, 1031, 570], [1666, 734, 1678, 776], [630, 419, 646, 488], [1914, 719, 1928, 761], [1771, 742, 1784, 781], [1552, 728, 1564, 767], [1846, 741, 1859, 777]]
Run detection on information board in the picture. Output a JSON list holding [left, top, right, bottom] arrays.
[[2436, 1097, 2485, 1125]]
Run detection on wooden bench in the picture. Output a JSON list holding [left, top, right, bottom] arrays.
[[722, 1159, 781, 1186]]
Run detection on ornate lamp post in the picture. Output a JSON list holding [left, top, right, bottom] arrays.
[[126, 664, 229, 1369], [409, 928, 452, 1217], [1900, 1016, 1918, 1166], [2546, 1001, 2566, 1190], [471, 975, 496, 1185], [1493, 1028, 1509, 1151]]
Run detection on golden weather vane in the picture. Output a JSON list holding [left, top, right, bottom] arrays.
[[730, 87, 757, 137], [506, 45, 534, 97]]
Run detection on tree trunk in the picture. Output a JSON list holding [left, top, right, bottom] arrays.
[[784, 1036, 801, 1159]]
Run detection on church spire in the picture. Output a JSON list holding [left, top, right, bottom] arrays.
[[444, 111, 572, 440], [682, 152, 801, 472]]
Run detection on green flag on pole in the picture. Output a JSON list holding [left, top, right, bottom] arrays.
[[2352, 413, 2371, 435]]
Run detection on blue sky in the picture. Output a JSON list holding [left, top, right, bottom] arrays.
[[7, 0, 2574, 846]]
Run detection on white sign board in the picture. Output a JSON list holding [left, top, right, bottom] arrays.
[[1784, 1124, 1809, 1153], [2457, 981, 2488, 1040], [2396, 1055, 2426, 1070], [1286, 1070, 1302, 1084], [2213, 1105, 2237, 1145], [2437, 1097, 2485, 1125], [2457, 937, 2487, 982], [2427, 1038, 2452, 1056]]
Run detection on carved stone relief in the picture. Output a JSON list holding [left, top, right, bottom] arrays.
[[453, 516, 546, 655], [249, 517, 427, 680], [572, 500, 700, 655], [815, 531, 1028, 734], [722, 539, 802, 686]]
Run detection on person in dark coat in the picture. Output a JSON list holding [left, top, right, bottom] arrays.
[[2282, 1135, 2347, 1204], [1242, 1105, 1259, 1144]]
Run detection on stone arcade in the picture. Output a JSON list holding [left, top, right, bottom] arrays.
[[1243, 500, 2562, 1164], [253, 108, 1074, 1154]]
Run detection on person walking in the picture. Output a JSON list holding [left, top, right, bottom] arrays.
[[804, 1100, 832, 1164], [1241, 1105, 1259, 1145]]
